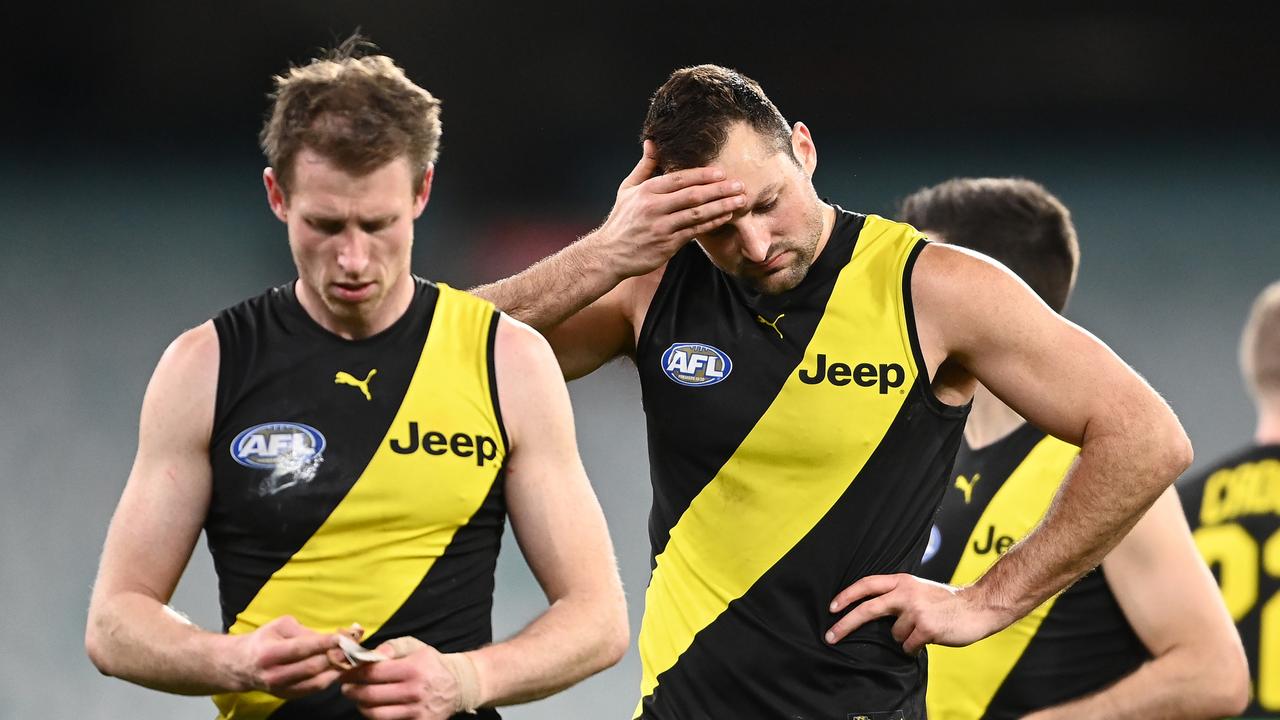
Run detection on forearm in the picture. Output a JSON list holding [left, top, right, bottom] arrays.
[[463, 590, 628, 707], [969, 420, 1190, 625], [1027, 647, 1244, 720], [471, 235, 621, 330], [87, 591, 245, 695]]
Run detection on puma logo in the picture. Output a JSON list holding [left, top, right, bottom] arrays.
[[756, 313, 786, 339], [955, 473, 980, 504], [335, 369, 377, 401]]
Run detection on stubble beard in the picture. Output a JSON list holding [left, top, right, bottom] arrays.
[[742, 203, 825, 296]]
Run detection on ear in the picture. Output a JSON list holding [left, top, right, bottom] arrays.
[[412, 163, 434, 218], [263, 167, 288, 222], [790, 122, 817, 178]]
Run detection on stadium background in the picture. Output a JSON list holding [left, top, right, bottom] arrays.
[[2, 3, 1278, 717]]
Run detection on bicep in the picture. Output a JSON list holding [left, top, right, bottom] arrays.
[[918, 244, 1160, 446], [1101, 488, 1239, 656], [541, 274, 652, 381], [91, 323, 219, 606], [495, 318, 621, 601]]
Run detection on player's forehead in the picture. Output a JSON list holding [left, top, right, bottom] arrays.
[[707, 123, 792, 192], [712, 123, 783, 168], [288, 149, 414, 216]]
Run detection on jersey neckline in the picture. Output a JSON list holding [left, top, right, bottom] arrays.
[[278, 275, 432, 345], [961, 421, 1046, 458]]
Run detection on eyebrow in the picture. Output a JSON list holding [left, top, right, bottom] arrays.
[[753, 183, 783, 205], [304, 213, 398, 226]]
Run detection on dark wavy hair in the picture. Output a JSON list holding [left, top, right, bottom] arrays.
[[642, 64, 792, 172], [900, 177, 1080, 313]]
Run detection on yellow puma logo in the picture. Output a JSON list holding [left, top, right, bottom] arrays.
[[335, 369, 377, 401], [955, 473, 980, 504], [755, 312, 786, 339]]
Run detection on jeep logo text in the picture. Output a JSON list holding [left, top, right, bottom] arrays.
[[389, 421, 499, 467], [798, 354, 905, 394]]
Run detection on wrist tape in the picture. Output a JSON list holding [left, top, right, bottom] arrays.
[[440, 652, 481, 714]]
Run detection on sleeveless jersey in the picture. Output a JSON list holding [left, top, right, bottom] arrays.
[[206, 278, 506, 720], [1179, 444, 1280, 718], [633, 209, 969, 719], [919, 424, 1149, 719]]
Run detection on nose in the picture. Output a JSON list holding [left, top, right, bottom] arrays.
[[737, 218, 771, 264], [336, 230, 371, 276]]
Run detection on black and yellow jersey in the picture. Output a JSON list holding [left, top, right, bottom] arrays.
[[633, 208, 969, 719], [918, 423, 1149, 719], [206, 278, 506, 720], [1179, 444, 1280, 718]]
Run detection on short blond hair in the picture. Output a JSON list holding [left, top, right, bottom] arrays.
[[1242, 281, 1280, 398], [259, 37, 441, 196]]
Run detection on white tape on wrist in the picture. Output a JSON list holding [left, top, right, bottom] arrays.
[[440, 652, 481, 714]]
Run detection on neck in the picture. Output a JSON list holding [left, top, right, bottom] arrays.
[[964, 385, 1027, 449], [809, 201, 838, 264], [295, 273, 415, 340], [1256, 400, 1280, 445]]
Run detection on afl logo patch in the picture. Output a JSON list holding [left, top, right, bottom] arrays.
[[661, 342, 732, 387], [231, 422, 326, 469], [921, 524, 942, 563]]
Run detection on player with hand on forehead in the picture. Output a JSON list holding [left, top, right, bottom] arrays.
[[475, 65, 1194, 718]]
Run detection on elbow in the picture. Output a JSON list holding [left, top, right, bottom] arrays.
[[586, 592, 630, 672], [604, 621, 630, 669], [84, 615, 117, 678], [1149, 419, 1193, 486], [597, 603, 630, 670], [1165, 429, 1194, 479], [558, 588, 630, 676], [1186, 637, 1250, 718], [1199, 670, 1250, 718], [1208, 646, 1251, 717]]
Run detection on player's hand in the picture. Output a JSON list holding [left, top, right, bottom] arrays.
[[340, 637, 472, 720], [235, 615, 342, 698], [825, 574, 1004, 654], [588, 139, 746, 278]]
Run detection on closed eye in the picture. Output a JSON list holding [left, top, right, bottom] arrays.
[[755, 198, 779, 214], [703, 223, 733, 239], [306, 218, 346, 235], [359, 216, 396, 233]]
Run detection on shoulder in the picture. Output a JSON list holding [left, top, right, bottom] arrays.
[[630, 263, 668, 298], [492, 314, 573, 448], [158, 320, 220, 384], [494, 313, 555, 366], [912, 242, 1019, 295], [213, 282, 293, 322], [139, 321, 220, 443], [624, 263, 668, 324], [911, 242, 1049, 343]]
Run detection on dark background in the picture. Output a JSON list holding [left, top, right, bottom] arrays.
[[3, 3, 1278, 717]]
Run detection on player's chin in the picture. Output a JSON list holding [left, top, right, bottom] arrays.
[[749, 266, 805, 295]]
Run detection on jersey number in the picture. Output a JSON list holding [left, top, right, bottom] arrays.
[[1194, 523, 1280, 710]]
